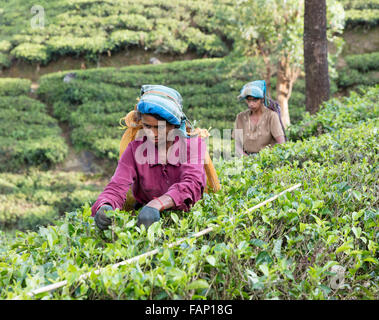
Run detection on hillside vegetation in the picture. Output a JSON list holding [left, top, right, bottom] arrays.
[[0, 0, 378, 301], [35, 57, 339, 163], [341, 0, 379, 28], [1, 86, 378, 299], [0, 78, 68, 172], [0, 58, 377, 231], [0, 0, 233, 68]]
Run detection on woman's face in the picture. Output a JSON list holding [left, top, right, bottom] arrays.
[[141, 114, 176, 146], [246, 96, 263, 112]]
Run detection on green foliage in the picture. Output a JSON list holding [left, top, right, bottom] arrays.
[[10, 43, 50, 64], [345, 9, 379, 28], [36, 58, 255, 160], [0, 0, 233, 66], [340, 0, 379, 10], [183, 28, 229, 57], [337, 52, 379, 88], [0, 53, 11, 68], [340, 0, 379, 28], [109, 30, 146, 48], [337, 52, 379, 90], [0, 93, 68, 172], [337, 69, 379, 88], [0, 78, 31, 96], [0, 114, 377, 299], [233, 0, 304, 66], [344, 52, 379, 72], [287, 85, 379, 141], [0, 40, 12, 52], [0, 170, 104, 230]]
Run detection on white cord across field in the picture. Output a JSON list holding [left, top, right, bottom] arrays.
[[15, 183, 301, 299]]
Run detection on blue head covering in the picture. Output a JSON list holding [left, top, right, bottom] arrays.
[[137, 85, 188, 137], [238, 80, 268, 106]]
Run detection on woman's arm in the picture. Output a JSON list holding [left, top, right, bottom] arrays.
[[274, 135, 286, 144], [147, 194, 175, 212], [232, 114, 248, 157], [270, 113, 286, 146]]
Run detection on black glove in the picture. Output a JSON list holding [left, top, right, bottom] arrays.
[[94, 205, 113, 230], [137, 206, 160, 229]]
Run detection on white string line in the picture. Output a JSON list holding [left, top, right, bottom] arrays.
[[17, 183, 301, 299]]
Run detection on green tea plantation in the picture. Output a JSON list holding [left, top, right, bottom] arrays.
[[0, 0, 378, 302], [0, 85, 378, 300]]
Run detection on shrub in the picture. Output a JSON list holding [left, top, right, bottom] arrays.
[[10, 43, 50, 64], [0, 40, 12, 52], [0, 0, 233, 65], [109, 30, 146, 48], [0, 78, 31, 96], [0, 53, 11, 68], [287, 85, 379, 141], [340, 0, 379, 10], [0, 94, 68, 172], [344, 52, 379, 72], [0, 118, 377, 299], [0, 170, 104, 230], [337, 68, 379, 88], [345, 9, 379, 28]]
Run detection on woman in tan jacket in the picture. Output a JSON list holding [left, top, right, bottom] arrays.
[[233, 80, 285, 156]]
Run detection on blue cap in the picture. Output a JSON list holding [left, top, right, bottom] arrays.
[[137, 85, 189, 137], [238, 80, 268, 106]]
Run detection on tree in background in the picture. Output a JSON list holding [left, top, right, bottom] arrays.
[[231, 0, 345, 127], [233, 0, 303, 128], [304, 0, 330, 114]]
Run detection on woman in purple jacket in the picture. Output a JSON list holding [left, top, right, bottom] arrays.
[[92, 85, 207, 230]]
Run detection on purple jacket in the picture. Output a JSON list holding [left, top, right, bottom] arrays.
[[91, 135, 207, 216]]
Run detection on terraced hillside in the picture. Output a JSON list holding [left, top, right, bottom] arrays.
[[1, 85, 378, 300], [0, 0, 233, 69]]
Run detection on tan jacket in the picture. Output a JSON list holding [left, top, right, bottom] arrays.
[[232, 108, 284, 154]]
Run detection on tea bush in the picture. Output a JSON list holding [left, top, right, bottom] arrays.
[[0, 88, 68, 172], [0, 170, 105, 230], [337, 52, 379, 89], [0, 118, 377, 300], [287, 85, 379, 141], [337, 69, 379, 88], [341, 0, 379, 10], [0, 40, 12, 52], [0, 78, 31, 96], [0, 53, 11, 68], [0, 0, 233, 66], [345, 52, 379, 72], [340, 0, 379, 28], [10, 43, 50, 64], [345, 9, 379, 28]]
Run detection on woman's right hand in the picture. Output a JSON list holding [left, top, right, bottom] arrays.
[[94, 205, 113, 230]]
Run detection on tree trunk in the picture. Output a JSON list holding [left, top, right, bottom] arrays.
[[264, 63, 272, 96], [257, 43, 272, 96], [304, 0, 330, 114], [276, 55, 300, 128]]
